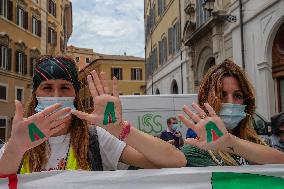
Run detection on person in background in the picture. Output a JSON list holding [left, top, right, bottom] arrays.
[[262, 112, 284, 152], [160, 117, 184, 149]]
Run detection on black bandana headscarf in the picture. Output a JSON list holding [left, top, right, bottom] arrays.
[[33, 56, 80, 92]]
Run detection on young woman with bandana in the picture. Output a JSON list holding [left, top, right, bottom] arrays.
[[179, 59, 284, 166], [0, 56, 186, 175]]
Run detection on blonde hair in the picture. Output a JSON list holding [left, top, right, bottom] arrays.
[[23, 56, 90, 172], [198, 59, 265, 165]]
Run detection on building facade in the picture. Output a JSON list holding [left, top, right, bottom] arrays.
[[226, 0, 284, 119], [145, 0, 189, 95], [66, 45, 100, 71], [79, 54, 145, 112], [183, 0, 284, 119], [0, 0, 72, 141], [183, 0, 231, 93]]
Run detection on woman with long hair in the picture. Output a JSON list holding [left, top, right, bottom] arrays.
[[179, 59, 284, 166], [0, 56, 186, 175]]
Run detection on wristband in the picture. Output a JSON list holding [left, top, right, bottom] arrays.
[[118, 121, 131, 141]]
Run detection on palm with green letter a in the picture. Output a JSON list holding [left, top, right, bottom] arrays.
[[71, 70, 123, 137], [103, 101, 117, 125], [178, 103, 232, 152], [9, 100, 72, 155]]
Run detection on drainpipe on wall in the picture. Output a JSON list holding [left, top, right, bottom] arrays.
[[239, 0, 245, 70], [179, 0, 183, 94]]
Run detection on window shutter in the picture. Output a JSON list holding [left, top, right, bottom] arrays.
[[158, 0, 161, 16], [23, 54, 27, 75], [24, 11, 28, 29], [48, 0, 51, 13], [0, 0, 3, 16], [131, 69, 134, 80], [48, 28, 51, 43], [7, 48, 12, 71], [168, 27, 172, 55], [15, 51, 19, 73], [16, 6, 19, 25], [54, 31, 57, 46], [54, 3, 56, 17], [158, 40, 162, 65], [30, 58, 34, 76], [164, 37, 167, 62], [140, 69, 142, 80], [176, 21, 180, 51], [0, 46, 2, 67], [8, 0, 13, 21], [38, 20, 41, 36]]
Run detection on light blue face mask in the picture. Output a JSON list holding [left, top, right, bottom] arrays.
[[35, 97, 76, 113], [218, 103, 247, 130], [172, 124, 179, 131]]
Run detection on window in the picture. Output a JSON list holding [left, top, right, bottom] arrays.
[[48, 27, 57, 45], [48, 0, 56, 17], [0, 45, 11, 70], [30, 58, 37, 76], [17, 6, 28, 29], [133, 93, 140, 95], [131, 68, 142, 80], [0, 46, 7, 69], [152, 47, 158, 70], [159, 37, 167, 65], [15, 51, 27, 74], [168, 21, 180, 55], [158, 0, 166, 16], [196, 0, 209, 28], [86, 57, 90, 63], [0, 118, 6, 128], [0, 117, 7, 142], [0, 0, 12, 20], [32, 17, 41, 36], [75, 57, 79, 62], [15, 87, 24, 102], [111, 68, 123, 80], [0, 84, 7, 101]]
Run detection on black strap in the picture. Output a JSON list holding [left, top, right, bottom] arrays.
[[88, 126, 103, 171]]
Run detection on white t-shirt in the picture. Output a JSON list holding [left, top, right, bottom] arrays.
[[0, 127, 127, 171]]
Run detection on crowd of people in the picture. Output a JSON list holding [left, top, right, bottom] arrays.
[[0, 56, 284, 176]]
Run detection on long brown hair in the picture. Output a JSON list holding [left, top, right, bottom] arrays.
[[23, 56, 90, 172], [198, 59, 265, 165]]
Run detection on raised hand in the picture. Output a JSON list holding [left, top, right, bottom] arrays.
[[72, 70, 123, 137], [9, 100, 71, 154], [178, 102, 233, 152]]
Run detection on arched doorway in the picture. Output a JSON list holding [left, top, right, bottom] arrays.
[[171, 80, 179, 94], [203, 57, 215, 76], [155, 88, 160, 94], [272, 23, 284, 111]]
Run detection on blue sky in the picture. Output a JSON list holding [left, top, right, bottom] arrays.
[[68, 0, 145, 58]]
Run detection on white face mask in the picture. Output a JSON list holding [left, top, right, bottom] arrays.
[[35, 97, 76, 113], [218, 103, 247, 130]]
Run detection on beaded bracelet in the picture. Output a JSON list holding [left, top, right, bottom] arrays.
[[118, 121, 131, 141]]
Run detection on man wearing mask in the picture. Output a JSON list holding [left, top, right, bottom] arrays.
[[263, 112, 284, 152], [160, 117, 184, 149]]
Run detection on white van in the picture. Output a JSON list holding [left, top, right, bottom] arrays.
[[120, 94, 197, 138], [120, 94, 270, 138]]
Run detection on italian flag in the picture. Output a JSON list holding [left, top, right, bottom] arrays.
[[0, 165, 283, 188]]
